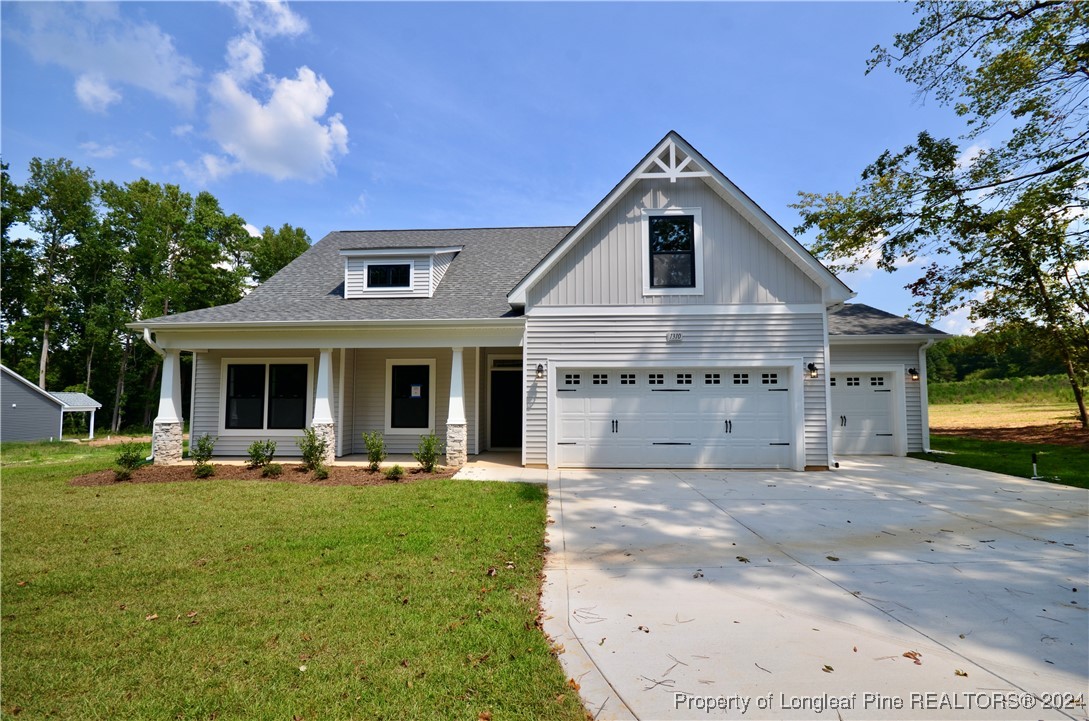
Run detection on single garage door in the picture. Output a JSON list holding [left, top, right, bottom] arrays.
[[556, 367, 794, 468], [831, 373, 895, 454]]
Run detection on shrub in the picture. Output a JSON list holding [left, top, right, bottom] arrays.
[[247, 439, 277, 468], [191, 434, 217, 465], [362, 430, 386, 471], [313, 465, 329, 480], [262, 462, 283, 478], [384, 464, 404, 481], [113, 441, 144, 482], [412, 433, 443, 473], [113, 468, 132, 482], [296, 428, 328, 471], [194, 463, 215, 478]]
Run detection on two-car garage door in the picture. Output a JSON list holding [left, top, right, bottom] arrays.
[[556, 367, 794, 469]]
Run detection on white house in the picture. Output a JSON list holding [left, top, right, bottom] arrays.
[[131, 132, 945, 470]]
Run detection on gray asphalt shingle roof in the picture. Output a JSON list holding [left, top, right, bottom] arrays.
[[142, 227, 573, 325], [829, 303, 946, 336], [50, 391, 102, 410]]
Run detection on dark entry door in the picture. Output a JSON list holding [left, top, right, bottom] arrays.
[[490, 370, 522, 448], [391, 365, 430, 429]]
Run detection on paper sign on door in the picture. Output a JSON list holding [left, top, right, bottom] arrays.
[[410, 385, 422, 398]]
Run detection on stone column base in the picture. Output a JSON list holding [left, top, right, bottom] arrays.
[[311, 422, 336, 465], [153, 421, 184, 465], [446, 423, 467, 467]]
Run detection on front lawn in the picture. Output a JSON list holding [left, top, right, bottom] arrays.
[[0, 442, 585, 720], [910, 435, 1088, 490]]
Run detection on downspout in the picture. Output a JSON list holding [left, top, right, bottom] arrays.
[[919, 339, 936, 453], [142, 329, 166, 461]]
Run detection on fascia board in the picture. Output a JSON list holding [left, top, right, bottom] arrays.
[[339, 246, 463, 257], [829, 334, 947, 344]]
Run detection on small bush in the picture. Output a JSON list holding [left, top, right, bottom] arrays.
[[262, 462, 283, 478], [113, 468, 132, 482], [412, 433, 443, 473], [362, 430, 386, 471], [191, 434, 217, 465], [313, 465, 330, 480], [297, 428, 328, 472], [384, 464, 404, 481], [115, 442, 144, 471], [194, 463, 214, 478], [247, 439, 277, 468]]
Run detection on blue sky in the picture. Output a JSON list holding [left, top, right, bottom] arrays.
[[2, 1, 974, 331]]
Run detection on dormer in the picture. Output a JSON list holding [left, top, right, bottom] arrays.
[[340, 246, 461, 299]]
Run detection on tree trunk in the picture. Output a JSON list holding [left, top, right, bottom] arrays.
[[111, 339, 129, 432], [84, 341, 95, 396], [143, 363, 160, 428], [38, 316, 50, 388], [1061, 353, 1089, 429]]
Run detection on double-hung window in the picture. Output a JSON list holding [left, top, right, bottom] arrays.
[[223, 359, 312, 432], [642, 208, 703, 295]]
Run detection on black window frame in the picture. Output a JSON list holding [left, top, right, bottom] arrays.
[[366, 262, 412, 289], [648, 215, 696, 289], [224, 361, 310, 431]]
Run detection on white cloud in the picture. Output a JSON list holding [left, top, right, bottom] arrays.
[[207, 66, 348, 182], [229, 0, 309, 38], [934, 305, 983, 336], [955, 142, 989, 171], [244, 223, 262, 238], [79, 141, 118, 159], [171, 124, 194, 138], [226, 34, 265, 81], [350, 192, 368, 214], [11, 3, 200, 112], [75, 74, 122, 113], [130, 157, 153, 172]]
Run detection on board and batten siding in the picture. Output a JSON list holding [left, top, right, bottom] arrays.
[[349, 348, 477, 455], [192, 349, 339, 457], [527, 178, 822, 308], [523, 313, 827, 467], [0, 370, 63, 442], [829, 343, 926, 452]]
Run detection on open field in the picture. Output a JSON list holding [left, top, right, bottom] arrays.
[[927, 374, 1073, 404], [0, 442, 586, 720], [929, 401, 1081, 429]]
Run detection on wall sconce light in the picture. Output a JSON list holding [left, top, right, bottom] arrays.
[[807, 362, 818, 379], [536, 363, 544, 380], [908, 367, 919, 381]]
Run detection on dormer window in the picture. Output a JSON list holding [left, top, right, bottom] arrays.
[[642, 208, 703, 296], [366, 262, 412, 289]]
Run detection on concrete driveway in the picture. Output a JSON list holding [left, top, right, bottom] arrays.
[[540, 458, 1088, 720]]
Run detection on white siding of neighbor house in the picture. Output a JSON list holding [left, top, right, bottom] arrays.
[[192, 349, 322, 457], [348, 347, 477, 455], [523, 313, 827, 467], [344, 257, 433, 299], [829, 343, 926, 452], [527, 177, 822, 308]]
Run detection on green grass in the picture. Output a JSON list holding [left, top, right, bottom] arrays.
[[910, 436, 1088, 490], [1, 442, 585, 720], [928, 374, 1074, 404]]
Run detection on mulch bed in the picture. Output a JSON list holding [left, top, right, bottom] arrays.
[[70, 463, 460, 487], [932, 423, 1088, 448]]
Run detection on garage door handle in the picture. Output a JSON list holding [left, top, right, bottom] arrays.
[[876, 433, 893, 437], [840, 415, 847, 427], [724, 419, 733, 434]]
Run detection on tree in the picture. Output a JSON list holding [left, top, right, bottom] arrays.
[[246, 223, 311, 284], [1, 162, 36, 375], [793, 1, 1089, 428]]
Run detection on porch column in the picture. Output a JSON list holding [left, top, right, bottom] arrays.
[[311, 348, 336, 465], [152, 349, 183, 464], [88, 409, 95, 440], [446, 347, 467, 467]]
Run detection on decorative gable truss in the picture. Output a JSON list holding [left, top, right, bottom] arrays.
[[637, 139, 710, 183], [341, 246, 462, 299]]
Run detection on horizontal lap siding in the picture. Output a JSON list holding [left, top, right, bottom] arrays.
[[192, 349, 319, 457], [524, 314, 827, 467], [1, 373, 62, 441], [830, 344, 924, 452], [349, 348, 476, 455], [528, 178, 822, 307], [345, 258, 432, 298]]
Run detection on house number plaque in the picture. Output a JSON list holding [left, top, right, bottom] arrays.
[[666, 332, 684, 343]]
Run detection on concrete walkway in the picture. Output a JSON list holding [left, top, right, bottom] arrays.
[[541, 458, 1088, 720]]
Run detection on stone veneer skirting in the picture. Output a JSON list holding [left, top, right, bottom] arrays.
[[153, 421, 184, 465], [446, 423, 467, 467]]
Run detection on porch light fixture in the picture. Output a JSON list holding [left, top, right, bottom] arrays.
[[536, 363, 544, 380], [807, 362, 818, 379], [908, 367, 919, 381]]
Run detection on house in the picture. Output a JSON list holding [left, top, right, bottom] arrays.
[[131, 132, 945, 470], [1, 365, 102, 442]]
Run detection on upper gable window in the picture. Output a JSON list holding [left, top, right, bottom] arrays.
[[366, 262, 412, 290], [642, 208, 703, 296]]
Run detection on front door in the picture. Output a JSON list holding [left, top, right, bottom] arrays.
[[489, 370, 522, 448]]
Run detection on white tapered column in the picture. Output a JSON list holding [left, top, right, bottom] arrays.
[[446, 347, 467, 466], [311, 349, 336, 464], [153, 349, 183, 464]]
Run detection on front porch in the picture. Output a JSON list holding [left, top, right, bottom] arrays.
[[151, 343, 528, 468]]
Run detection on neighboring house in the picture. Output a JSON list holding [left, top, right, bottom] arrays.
[[1, 365, 102, 442], [132, 132, 945, 470]]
